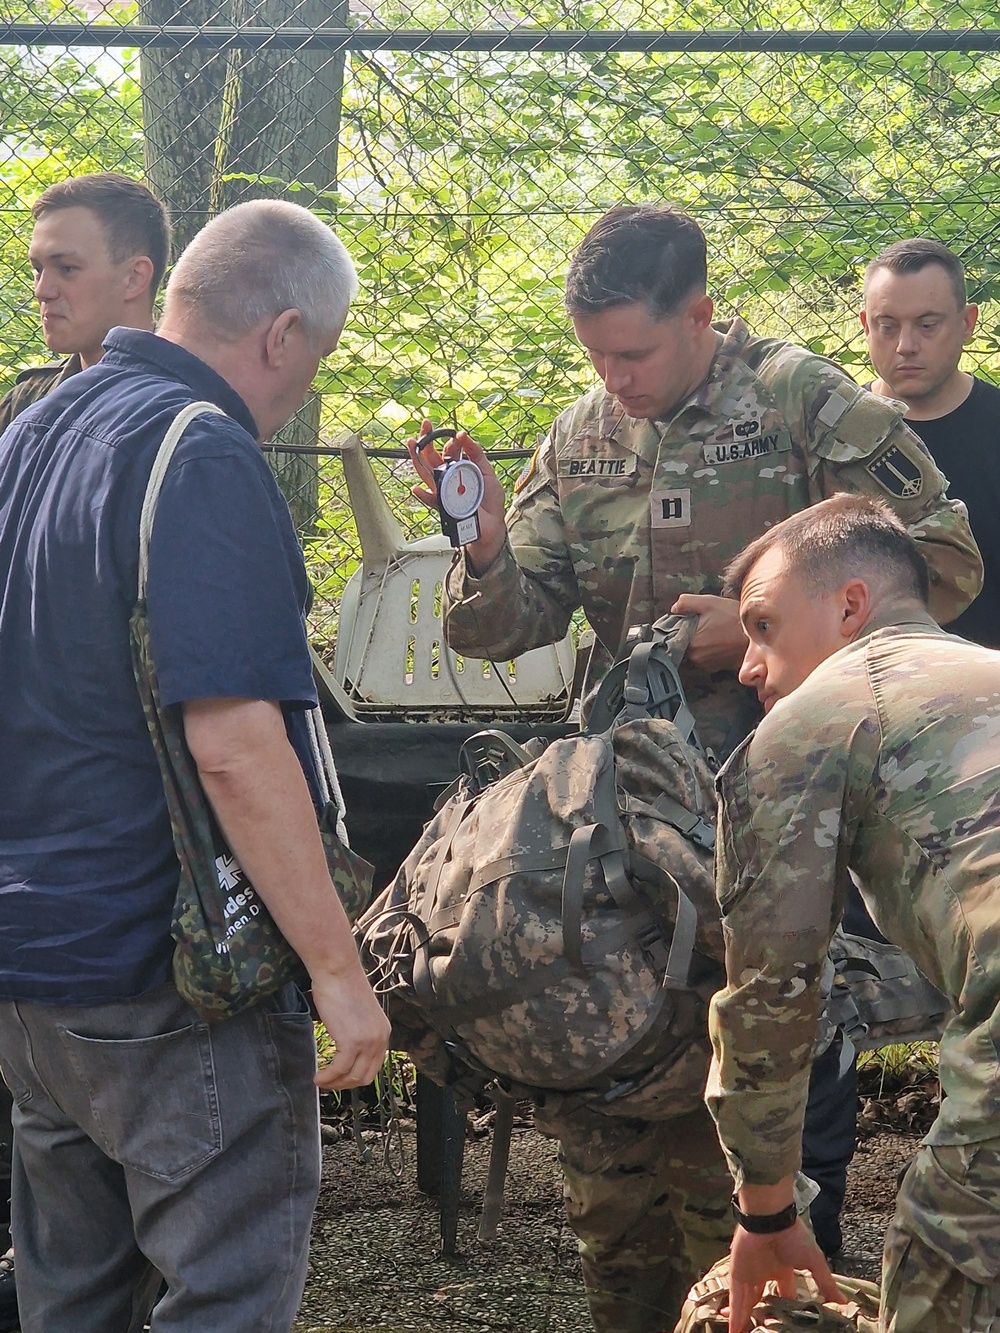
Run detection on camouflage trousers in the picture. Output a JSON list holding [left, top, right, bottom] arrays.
[[533, 1098, 734, 1333], [882, 1137, 1000, 1332]]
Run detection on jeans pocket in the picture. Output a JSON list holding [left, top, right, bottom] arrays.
[[60, 1020, 223, 1183]]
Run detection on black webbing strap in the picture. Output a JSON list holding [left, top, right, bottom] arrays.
[[627, 853, 699, 990], [624, 791, 716, 852]]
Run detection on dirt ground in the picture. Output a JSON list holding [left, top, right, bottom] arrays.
[[293, 1064, 935, 1333], [5, 1065, 929, 1333]]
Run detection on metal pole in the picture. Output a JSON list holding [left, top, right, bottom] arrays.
[[4, 24, 1000, 53]]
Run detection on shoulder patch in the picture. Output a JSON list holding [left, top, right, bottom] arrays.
[[866, 445, 924, 499], [513, 446, 539, 494], [815, 388, 854, 429]]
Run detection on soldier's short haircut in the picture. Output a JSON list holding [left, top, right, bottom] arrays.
[[163, 200, 357, 344], [565, 204, 708, 319], [32, 172, 172, 297], [723, 493, 930, 606], [864, 238, 967, 310]]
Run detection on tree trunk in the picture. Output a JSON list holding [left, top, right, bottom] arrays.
[[138, 0, 347, 533], [138, 0, 231, 254]]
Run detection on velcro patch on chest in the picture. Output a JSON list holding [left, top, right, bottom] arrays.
[[866, 445, 924, 498], [557, 453, 638, 480], [650, 488, 692, 528], [701, 430, 792, 466]]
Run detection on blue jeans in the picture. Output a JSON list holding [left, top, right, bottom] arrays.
[[0, 982, 320, 1333]]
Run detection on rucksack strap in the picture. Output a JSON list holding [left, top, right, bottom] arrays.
[[562, 822, 634, 972], [622, 640, 699, 747], [416, 796, 475, 922], [622, 791, 716, 853], [560, 820, 698, 991]]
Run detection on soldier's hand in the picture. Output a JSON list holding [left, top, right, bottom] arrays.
[[670, 593, 747, 673], [406, 418, 508, 573], [725, 1219, 844, 1333], [309, 967, 391, 1092]]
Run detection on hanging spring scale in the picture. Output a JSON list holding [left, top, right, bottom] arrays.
[[415, 427, 485, 548]]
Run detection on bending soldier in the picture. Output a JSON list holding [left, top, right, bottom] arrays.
[[708, 493, 1000, 1333]]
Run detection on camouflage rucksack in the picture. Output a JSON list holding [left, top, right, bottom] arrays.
[[673, 1256, 880, 1332], [357, 619, 725, 1116]]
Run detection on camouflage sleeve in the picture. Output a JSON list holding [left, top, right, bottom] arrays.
[[443, 428, 582, 659], [705, 706, 875, 1189], [800, 381, 983, 624], [0, 386, 17, 436]]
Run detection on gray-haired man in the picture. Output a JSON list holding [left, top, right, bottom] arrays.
[[0, 200, 390, 1333]]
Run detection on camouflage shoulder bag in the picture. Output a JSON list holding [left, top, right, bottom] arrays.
[[673, 1256, 880, 1332], [130, 401, 374, 1021]]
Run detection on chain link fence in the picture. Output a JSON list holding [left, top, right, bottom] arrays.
[[3, 0, 1000, 661]]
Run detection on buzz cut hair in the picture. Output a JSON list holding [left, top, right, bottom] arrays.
[[163, 199, 357, 345], [564, 204, 708, 321], [32, 172, 172, 297], [722, 493, 930, 607], [864, 238, 967, 311]]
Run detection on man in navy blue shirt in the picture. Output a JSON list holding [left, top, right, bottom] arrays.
[[0, 198, 390, 1333]]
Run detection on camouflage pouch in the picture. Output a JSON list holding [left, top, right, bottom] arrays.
[[130, 402, 373, 1022], [673, 1256, 880, 1332]]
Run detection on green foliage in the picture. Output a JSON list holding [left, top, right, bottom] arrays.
[[3, 0, 1000, 643], [857, 1040, 939, 1101]]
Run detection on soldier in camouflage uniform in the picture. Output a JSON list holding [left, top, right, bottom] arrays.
[[409, 205, 983, 1333], [707, 493, 1000, 1333], [0, 172, 170, 434]]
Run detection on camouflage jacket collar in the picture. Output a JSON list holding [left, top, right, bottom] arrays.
[[856, 605, 945, 643], [687, 317, 750, 410], [647, 316, 753, 433], [12, 351, 83, 386]]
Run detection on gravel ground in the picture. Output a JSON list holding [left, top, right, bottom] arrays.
[[293, 1101, 925, 1333]]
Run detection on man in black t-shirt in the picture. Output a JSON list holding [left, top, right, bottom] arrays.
[[862, 238, 1000, 645]]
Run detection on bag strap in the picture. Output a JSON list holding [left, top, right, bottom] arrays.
[[137, 401, 226, 602], [622, 791, 716, 853], [136, 399, 350, 844], [621, 640, 699, 747], [561, 742, 699, 989], [305, 704, 349, 844]]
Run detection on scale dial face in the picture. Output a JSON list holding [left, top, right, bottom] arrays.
[[438, 458, 485, 520]]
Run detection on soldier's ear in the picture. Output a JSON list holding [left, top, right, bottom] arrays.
[[840, 578, 872, 641], [687, 292, 714, 333]]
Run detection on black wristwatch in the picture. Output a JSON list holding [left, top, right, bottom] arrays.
[[731, 1194, 798, 1234]]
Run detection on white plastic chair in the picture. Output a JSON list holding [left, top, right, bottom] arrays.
[[331, 434, 576, 722]]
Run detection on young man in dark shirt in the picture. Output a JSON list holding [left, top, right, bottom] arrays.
[[862, 237, 1000, 646]]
